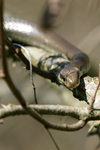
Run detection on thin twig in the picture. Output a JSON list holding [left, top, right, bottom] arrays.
[[10, 43, 59, 149], [88, 64, 100, 109], [31, 69, 60, 150], [13, 43, 38, 104], [46, 128, 60, 150]]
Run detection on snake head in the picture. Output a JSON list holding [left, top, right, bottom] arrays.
[[60, 66, 80, 88]]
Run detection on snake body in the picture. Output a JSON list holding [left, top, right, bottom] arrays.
[[4, 18, 90, 88]]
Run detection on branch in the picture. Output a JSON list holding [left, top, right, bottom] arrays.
[[2, 103, 100, 131], [0, 104, 87, 131], [1, 104, 100, 121], [0, 104, 83, 119]]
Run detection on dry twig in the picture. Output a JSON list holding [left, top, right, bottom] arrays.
[[88, 64, 100, 109]]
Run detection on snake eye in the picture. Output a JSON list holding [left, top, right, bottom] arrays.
[[60, 74, 66, 81]]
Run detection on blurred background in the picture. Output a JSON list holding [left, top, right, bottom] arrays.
[[0, 0, 100, 149]]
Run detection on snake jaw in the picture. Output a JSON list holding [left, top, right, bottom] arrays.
[[60, 66, 80, 88]]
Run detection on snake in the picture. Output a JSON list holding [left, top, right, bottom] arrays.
[[4, 17, 90, 88]]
